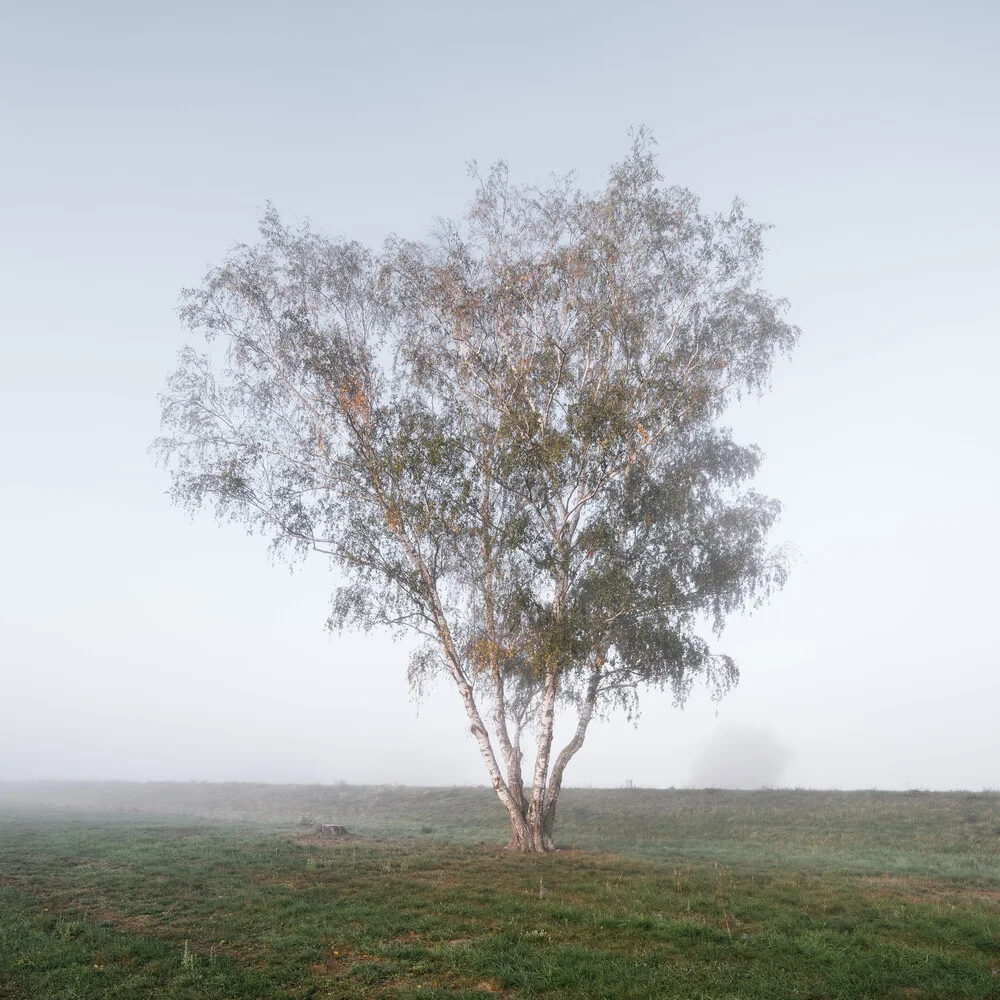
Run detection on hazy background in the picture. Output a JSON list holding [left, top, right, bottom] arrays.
[[2, 0, 997, 791]]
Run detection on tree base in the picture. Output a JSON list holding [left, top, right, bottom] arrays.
[[505, 825, 556, 853]]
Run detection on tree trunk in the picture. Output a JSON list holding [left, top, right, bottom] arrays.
[[524, 667, 558, 850], [503, 800, 535, 851], [492, 671, 528, 815], [541, 668, 600, 846], [500, 666, 600, 851], [504, 809, 547, 852]]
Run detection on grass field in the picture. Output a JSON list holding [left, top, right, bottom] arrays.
[[1, 783, 998, 999]]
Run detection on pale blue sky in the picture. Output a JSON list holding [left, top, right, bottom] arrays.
[[1, 1, 997, 789]]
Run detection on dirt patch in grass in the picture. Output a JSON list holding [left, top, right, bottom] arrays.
[[286, 830, 361, 847], [856, 873, 1000, 907], [0, 872, 35, 891], [471, 980, 505, 994], [379, 973, 508, 995], [311, 945, 384, 970], [254, 873, 315, 890]]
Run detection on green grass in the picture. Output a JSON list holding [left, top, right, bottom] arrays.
[[1, 784, 998, 998]]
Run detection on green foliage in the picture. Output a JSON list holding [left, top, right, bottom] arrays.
[[154, 133, 799, 846]]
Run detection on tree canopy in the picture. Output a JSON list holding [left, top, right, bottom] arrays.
[[156, 134, 798, 851]]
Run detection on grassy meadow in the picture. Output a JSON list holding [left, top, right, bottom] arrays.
[[0, 783, 998, 999]]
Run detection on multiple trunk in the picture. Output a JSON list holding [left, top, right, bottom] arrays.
[[411, 553, 592, 851], [441, 641, 600, 851], [499, 667, 600, 851], [391, 448, 600, 851], [465, 651, 601, 853]]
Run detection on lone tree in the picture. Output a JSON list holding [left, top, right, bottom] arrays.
[[156, 135, 798, 852]]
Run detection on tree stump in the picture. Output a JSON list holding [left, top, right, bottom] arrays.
[[313, 823, 348, 837]]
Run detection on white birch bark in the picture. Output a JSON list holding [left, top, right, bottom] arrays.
[[543, 668, 601, 841], [525, 666, 558, 850], [392, 527, 532, 842]]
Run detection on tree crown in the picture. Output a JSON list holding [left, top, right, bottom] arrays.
[[156, 133, 797, 730]]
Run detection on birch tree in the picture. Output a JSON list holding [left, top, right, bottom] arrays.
[[156, 134, 798, 851]]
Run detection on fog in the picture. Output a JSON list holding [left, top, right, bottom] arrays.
[[2, 1, 997, 793], [690, 725, 792, 790]]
